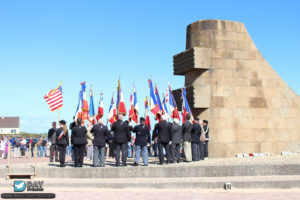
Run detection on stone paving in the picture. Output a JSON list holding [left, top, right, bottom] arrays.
[[1, 188, 300, 200]]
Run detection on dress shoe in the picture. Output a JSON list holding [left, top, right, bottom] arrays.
[[133, 162, 139, 166]]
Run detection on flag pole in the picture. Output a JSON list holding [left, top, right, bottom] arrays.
[[57, 81, 62, 124], [58, 108, 61, 124]]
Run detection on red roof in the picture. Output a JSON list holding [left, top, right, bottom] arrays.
[[0, 117, 20, 128]]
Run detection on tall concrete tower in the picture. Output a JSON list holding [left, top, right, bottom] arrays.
[[173, 19, 300, 157]]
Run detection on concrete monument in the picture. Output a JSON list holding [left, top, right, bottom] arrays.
[[173, 19, 300, 157]]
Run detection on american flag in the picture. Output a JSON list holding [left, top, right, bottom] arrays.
[[44, 84, 63, 111]]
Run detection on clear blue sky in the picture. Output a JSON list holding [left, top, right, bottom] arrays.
[[0, 0, 299, 133]]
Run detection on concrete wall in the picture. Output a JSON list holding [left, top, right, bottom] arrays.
[[173, 19, 300, 157]]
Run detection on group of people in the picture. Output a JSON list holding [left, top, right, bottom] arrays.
[[0, 135, 51, 159], [47, 113, 209, 168]]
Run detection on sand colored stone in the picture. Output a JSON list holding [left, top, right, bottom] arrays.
[[173, 19, 300, 157]]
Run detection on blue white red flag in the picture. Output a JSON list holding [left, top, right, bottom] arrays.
[[148, 79, 159, 116], [96, 92, 104, 121], [162, 94, 170, 119], [116, 79, 126, 115], [168, 83, 180, 120], [89, 88, 95, 124], [129, 85, 139, 124], [108, 93, 117, 124], [75, 82, 89, 123], [155, 85, 163, 111], [182, 87, 193, 123], [144, 96, 151, 130], [58, 130, 64, 140]]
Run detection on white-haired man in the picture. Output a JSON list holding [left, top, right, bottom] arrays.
[[170, 118, 182, 163], [86, 122, 94, 161]]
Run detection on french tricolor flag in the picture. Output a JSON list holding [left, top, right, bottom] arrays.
[[108, 94, 117, 124], [96, 92, 104, 121], [148, 79, 159, 116], [182, 87, 193, 123], [116, 79, 126, 115], [168, 83, 180, 120], [144, 96, 151, 130]]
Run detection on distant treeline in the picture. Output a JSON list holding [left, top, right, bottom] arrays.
[[0, 132, 47, 138]]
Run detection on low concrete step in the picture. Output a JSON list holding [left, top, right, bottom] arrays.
[[1, 176, 300, 189], [33, 164, 300, 179]]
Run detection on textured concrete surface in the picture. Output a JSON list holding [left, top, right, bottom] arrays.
[[2, 155, 300, 179], [1, 176, 300, 189], [172, 19, 300, 157], [1, 188, 300, 200]]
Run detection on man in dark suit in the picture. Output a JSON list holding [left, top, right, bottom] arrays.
[[153, 115, 172, 165], [111, 114, 131, 167], [182, 114, 193, 162], [191, 118, 201, 161], [48, 122, 59, 163], [132, 117, 151, 166], [170, 118, 182, 163], [71, 118, 87, 167], [56, 120, 69, 167], [91, 118, 109, 167], [203, 120, 209, 159]]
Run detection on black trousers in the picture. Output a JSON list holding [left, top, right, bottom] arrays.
[[115, 143, 127, 166], [109, 141, 115, 158], [50, 144, 59, 162], [170, 143, 181, 162], [58, 145, 67, 165], [192, 142, 200, 161], [73, 144, 85, 167], [199, 141, 205, 160], [204, 140, 209, 158], [158, 142, 170, 164]]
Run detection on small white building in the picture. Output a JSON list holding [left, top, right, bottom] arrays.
[[0, 117, 20, 134]]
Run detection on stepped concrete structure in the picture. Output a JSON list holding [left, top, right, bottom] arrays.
[[2, 156, 300, 189], [173, 19, 300, 157]]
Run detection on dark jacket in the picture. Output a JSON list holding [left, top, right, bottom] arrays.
[[71, 125, 87, 145], [132, 124, 150, 146], [182, 121, 193, 142], [153, 121, 171, 143], [171, 123, 182, 144], [112, 120, 131, 144], [91, 123, 109, 147], [191, 123, 201, 144], [69, 122, 76, 130], [203, 125, 209, 140], [48, 128, 56, 144], [152, 124, 158, 142], [56, 128, 69, 145]]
